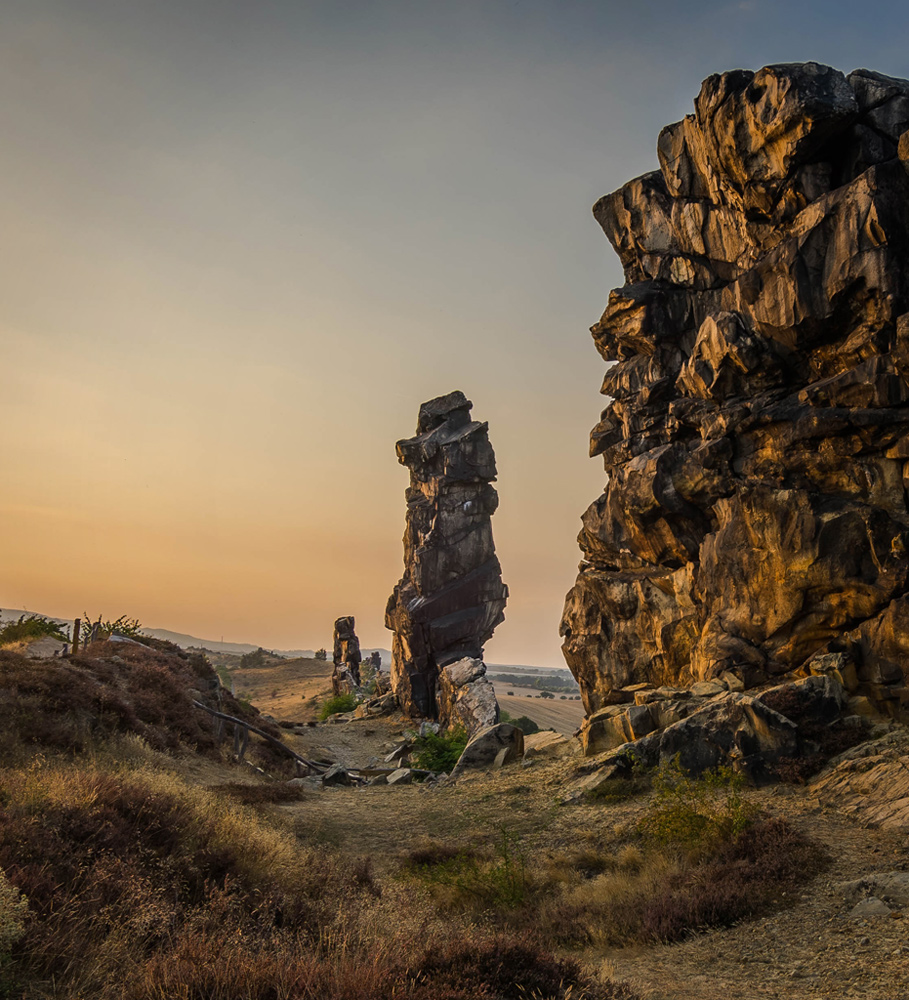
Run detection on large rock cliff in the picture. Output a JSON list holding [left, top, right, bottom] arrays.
[[386, 391, 507, 729], [561, 63, 909, 720]]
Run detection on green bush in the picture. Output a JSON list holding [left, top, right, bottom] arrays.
[[318, 693, 357, 720], [81, 614, 145, 643], [0, 615, 68, 645], [499, 710, 540, 735], [411, 726, 469, 772], [638, 755, 756, 850], [405, 827, 529, 910], [0, 867, 28, 956]]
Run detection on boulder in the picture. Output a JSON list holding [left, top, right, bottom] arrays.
[[386, 767, 414, 785], [561, 63, 909, 721], [321, 764, 352, 787], [523, 730, 575, 759], [451, 723, 524, 777]]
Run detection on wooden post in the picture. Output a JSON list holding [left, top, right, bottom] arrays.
[[71, 618, 81, 656]]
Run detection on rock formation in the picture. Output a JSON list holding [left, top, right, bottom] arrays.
[[385, 391, 507, 729], [561, 63, 909, 721], [331, 616, 361, 696]]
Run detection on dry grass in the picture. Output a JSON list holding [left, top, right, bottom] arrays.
[[0, 755, 638, 999]]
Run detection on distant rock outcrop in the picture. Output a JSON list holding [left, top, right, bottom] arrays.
[[331, 616, 361, 696], [561, 63, 909, 721], [385, 391, 507, 729]]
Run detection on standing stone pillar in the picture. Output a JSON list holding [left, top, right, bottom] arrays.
[[385, 390, 508, 729], [331, 616, 361, 696]]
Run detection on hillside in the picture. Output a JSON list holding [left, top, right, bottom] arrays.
[[2, 639, 908, 998]]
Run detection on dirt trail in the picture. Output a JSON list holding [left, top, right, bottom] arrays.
[[268, 717, 909, 999]]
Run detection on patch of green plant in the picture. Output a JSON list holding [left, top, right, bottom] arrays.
[[0, 866, 28, 996], [0, 615, 68, 645], [318, 693, 358, 720], [405, 827, 529, 910], [638, 755, 756, 850], [81, 613, 145, 643], [499, 710, 540, 735], [411, 726, 468, 772]]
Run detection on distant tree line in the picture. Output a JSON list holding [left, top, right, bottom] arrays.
[[490, 673, 580, 694]]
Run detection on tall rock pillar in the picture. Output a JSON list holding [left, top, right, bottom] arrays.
[[385, 390, 507, 729], [331, 616, 361, 696]]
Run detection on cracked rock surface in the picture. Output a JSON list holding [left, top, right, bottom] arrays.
[[561, 63, 909, 720], [386, 391, 507, 728]]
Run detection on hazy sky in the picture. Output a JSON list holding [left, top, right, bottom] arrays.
[[4, 0, 909, 663]]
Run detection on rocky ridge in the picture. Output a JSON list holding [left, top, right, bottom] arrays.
[[561, 63, 909, 728]]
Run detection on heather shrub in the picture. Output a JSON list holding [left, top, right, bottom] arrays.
[[0, 759, 637, 1000], [0, 867, 28, 955]]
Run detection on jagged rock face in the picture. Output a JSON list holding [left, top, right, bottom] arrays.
[[331, 616, 361, 696], [561, 63, 909, 719], [386, 391, 508, 726]]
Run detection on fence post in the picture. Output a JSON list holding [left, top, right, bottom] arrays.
[[71, 618, 81, 656]]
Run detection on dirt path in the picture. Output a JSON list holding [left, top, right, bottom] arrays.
[[273, 717, 909, 999]]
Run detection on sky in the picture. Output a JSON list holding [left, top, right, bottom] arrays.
[[4, 0, 909, 663]]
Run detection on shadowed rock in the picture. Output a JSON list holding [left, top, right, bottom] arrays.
[[331, 616, 361, 696], [562, 62, 909, 723], [386, 391, 508, 728]]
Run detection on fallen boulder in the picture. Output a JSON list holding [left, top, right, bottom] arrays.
[[451, 723, 524, 777]]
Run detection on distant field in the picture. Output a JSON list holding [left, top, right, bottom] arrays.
[[232, 659, 586, 733], [494, 684, 585, 736], [231, 657, 333, 722]]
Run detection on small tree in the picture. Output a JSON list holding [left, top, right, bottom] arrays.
[[314, 648, 328, 661]]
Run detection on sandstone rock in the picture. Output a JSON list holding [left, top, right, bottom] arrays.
[[385, 391, 508, 730], [561, 62, 909, 721], [840, 872, 909, 907], [691, 680, 727, 697], [331, 616, 362, 696], [522, 730, 575, 759], [386, 767, 414, 785], [850, 897, 893, 918], [812, 730, 909, 829], [451, 723, 524, 777], [604, 692, 799, 776], [322, 764, 352, 787]]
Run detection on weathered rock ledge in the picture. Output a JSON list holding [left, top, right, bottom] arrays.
[[561, 63, 909, 725]]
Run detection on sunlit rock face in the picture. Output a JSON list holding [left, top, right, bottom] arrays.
[[561, 63, 909, 719], [385, 391, 507, 728]]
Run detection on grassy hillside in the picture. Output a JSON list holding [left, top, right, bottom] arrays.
[[0, 641, 635, 1000]]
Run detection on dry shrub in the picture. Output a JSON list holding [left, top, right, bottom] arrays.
[[0, 644, 293, 773], [0, 761, 637, 1000], [537, 817, 823, 947]]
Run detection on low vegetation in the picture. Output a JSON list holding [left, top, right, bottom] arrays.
[[500, 709, 541, 734], [318, 692, 358, 719], [411, 725, 469, 772], [0, 615, 68, 646], [80, 614, 145, 643], [402, 756, 824, 951], [0, 639, 832, 999]]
